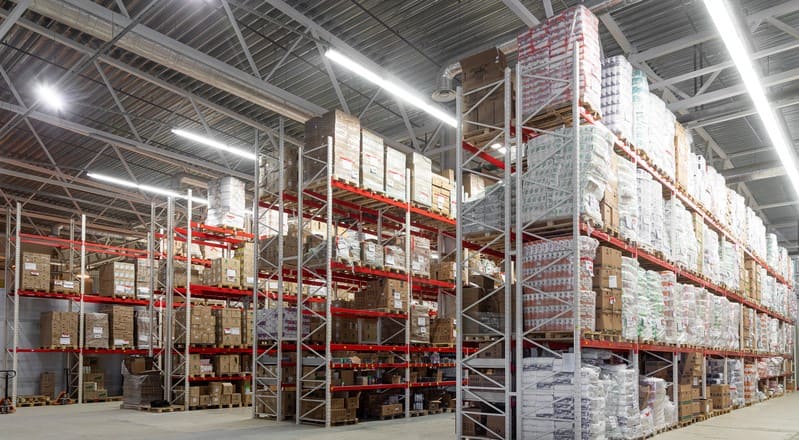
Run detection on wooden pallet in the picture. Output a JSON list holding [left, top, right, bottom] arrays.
[[330, 418, 359, 426], [427, 408, 444, 415], [430, 343, 455, 348], [583, 331, 622, 342], [711, 407, 732, 416], [40, 345, 77, 350], [524, 101, 601, 132], [16, 395, 50, 407], [410, 409, 429, 417], [84, 396, 123, 403], [138, 404, 185, 413], [377, 413, 404, 421]]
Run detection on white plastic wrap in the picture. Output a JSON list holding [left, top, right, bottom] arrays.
[[601, 56, 633, 139], [621, 257, 639, 341], [616, 154, 638, 242]]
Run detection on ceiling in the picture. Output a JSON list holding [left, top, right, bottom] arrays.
[[1, 0, 799, 250]]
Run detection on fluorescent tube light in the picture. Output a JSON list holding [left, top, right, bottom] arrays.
[[490, 142, 503, 150], [171, 129, 256, 160], [88, 172, 208, 205], [325, 48, 457, 127], [36, 83, 65, 111], [703, 0, 799, 196]]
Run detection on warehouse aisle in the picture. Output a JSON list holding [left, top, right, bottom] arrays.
[[655, 392, 799, 439], [1, 403, 455, 440]]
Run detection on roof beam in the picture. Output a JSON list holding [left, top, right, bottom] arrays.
[[27, 0, 324, 122], [681, 92, 799, 128], [0, 0, 31, 42], [501, 0, 540, 27], [221, 0, 261, 80], [720, 160, 785, 184]]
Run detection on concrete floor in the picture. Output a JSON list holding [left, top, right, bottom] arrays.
[[3, 394, 799, 439]]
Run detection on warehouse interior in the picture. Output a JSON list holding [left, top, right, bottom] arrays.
[[1, 0, 798, 439]]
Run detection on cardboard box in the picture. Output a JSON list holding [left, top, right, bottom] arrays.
[[595, 310, 622, 332], [52, 278, 79, 295], [360, 128, 384, 193], [100, 305, 134, 347], [214, 308, 243, 346], [410, 304, 430, 344], [408, 152, 432, 207], [355, 278, 407, 313], [304, 109, 361, 185], [463, 174, 485, 200], [594, 246, 622, 269], [98, 261, 135, 298], [208, 258, 241, 289], [84, 312, 109, 349], [135, 259, 158, 298], [593, 267, 622, 289], [430, 318, 456, 344], [21, 252, 51, 291], [461, 48, 507, 91], [596, 288, 622, 312], [40, 311, 79, 348], [385, 146, 407, 201], [40, 372, 55, 399]]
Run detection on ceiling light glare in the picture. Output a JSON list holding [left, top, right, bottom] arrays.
[[325, 48, 457, 127], [36, 83, 65, 111], [88, 172, 208, 205], [172, 129, 256, 160]]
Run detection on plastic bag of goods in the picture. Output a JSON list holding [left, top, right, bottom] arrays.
[[617, 153, 639, 242], [601, 56, 633, 139], [621, 257, 639, 341]]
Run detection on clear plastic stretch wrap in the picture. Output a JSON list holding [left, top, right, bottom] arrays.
[[744, 362, 758, 403], [727, 189, 747, 240], [522, 237, 599, 332], [664, 198, 697, 271], [621, 256, 640, 341], [702, 225, 720, 284], [757, 313, 769, 352], [636, 170, 666, 254], [767, 233, 779, 271], [644, 93, 676, 181], [687, 153, 706, 204], [694, 288, 710, 346], [639, 377, 669, 433], [601, 56, 634, 140], [676, 284, 696, 345], [600, 364, 642, 439], [638, 270, 666, 342], [631, 69, 649, 151], [206, 176, 247, 229], [747, 207, 767, 260], [661, 272, 678, 345], [521, 356, 607, 440], [719, 240, 741, 291], [522, 126, 613, 226], [616, 153, 638, 243]]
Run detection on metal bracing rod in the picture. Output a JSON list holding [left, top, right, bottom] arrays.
[[396, 101, 419, 150], [265, 31, 305, 82], [147, 203, 155, 357], [313, 30, 350, 114], [0, 0, 30, 42], [163, 197, 175, 401], [454, 86, 464, 440], [359, 88, 380, 119], [78, 214, 86, 404], [276, 118, 285, 420], [221, 0, 261, 80], [187, 97, 232, 170], [2, 207, 9, 373], [295, 142, 303, 425]]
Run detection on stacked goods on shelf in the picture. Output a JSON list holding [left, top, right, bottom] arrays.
[[214, 308, 242, 347], [431, 172, 453, 218], [122, 357, 162, 407], [305, 229, 360, 266], [101, 305, 134, 348], [410, 303, 430, 344], [82, 359, 108, 400], [594, 246, 622, 333], [517, 6, 601, 115], [636, 170, 666, 255], [354, 278, 408, 313], [22, 252, 51, 291], [521, 125, 613, 228], [463, 173, 486, 201], [744, 362, 758, 403], [185, 382, 245, 408], [136, 309, 158, 349], [165, 261, 202, 288], [639, 377, 676, 433], [617, 154, 638, 242], [257, 307, 308, 340], [520, 358, 606, 439], [84, 312, 109, 349], [361, 239, 384, 268], [461, 275, 504, 337], [709, 384, 732, 410], [404, 235, 431, 278], [620, 257, 638, 341], [661, 271, 679, 344], [664, 197, 698, 271], [601, 154, 620, 234], [595, 362, 641, 439], [727, 359, 745, 407], [206, 258, 240, 288], [99, 261, 135, 298], [600, 56, 633, 139], [234, 243, 255, 289], [678, 353, 702, 421], [175, 305, 215, 345], [383, 244, 406, 272], [360, 128, 384, 194], [135, 259, 157, 299], [40, 311, 79, 348], [521, 237, 598, 333], [702, 225, 721, 284], [206, 176, 246, 229], [459, 47, 508, 139], [408, 152, 432, 207], [52, 278, 78, 294], [385, 146, 407, 201], [213, 354, 241, 376], [304, 109, 361, 185], [241, 309, 253, 347], [673, 123, 692, 189], [637, 270, 666, 342], [430, 318, 456, 344], [643, 92, 676, 181]]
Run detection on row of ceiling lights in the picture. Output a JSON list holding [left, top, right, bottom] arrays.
[[29, 0, 798, 207]]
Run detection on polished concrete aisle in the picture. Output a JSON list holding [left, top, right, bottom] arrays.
[[655, 392, 799, 440], [1, 401, 455, 440]]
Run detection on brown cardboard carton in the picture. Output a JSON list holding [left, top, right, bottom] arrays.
[[84, 313, 109, 349], [304, 109, 361, 185], [98, 261, 135, 298], [40, 372, 55, 399], [100, 305, 134, 347], [361, 128, 385, 194], [593, 267, 622, 289], [385, 146, 407, 202], [214, 308, 242, 346], [40, 311, 79, 348], [408, 152, 433, 207], [21, 253, 51, 291], [460, 48, 507, 91], [595, 310, 622, 332], [595, 246, 622, 269]]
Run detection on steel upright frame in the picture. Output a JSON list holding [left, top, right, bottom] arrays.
[[455, 68, 514, 439]]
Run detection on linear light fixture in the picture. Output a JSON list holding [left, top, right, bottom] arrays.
[[87, 172, 208, 205], [35, 83, 65, 111], [703, 0, 799, 196], [171, 128, 256, 160], [324, 48, 458, 127]]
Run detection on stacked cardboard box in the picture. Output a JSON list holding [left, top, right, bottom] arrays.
[[84, 312, 109, 349], [100, 305, 134, 348], [403, 235, 431, 278], [408, 152, 432, 207], [164, 261, 203, 288], [52, 278, 79, 295], [410, 304, 430, 344], [710, 384, 731, 410], [40, 372, 56, 399], [234, 243, 255, 289], [241, 309, 254, 347], [431, 173, 453, 217], [257, 390, 296, 419], [83, 368, 108, 401], [207, 258, 240, 289], [430, 318, 456, 344], [594, 246, 622, 333], [213, 354, 241, 375], [136, 309, 158, 349], [206, 176, 247, 229], [383, 245, 406, 272], [175, 305, 216, 345], [460, 48, 508, 139], [22, 252, 50, 291], [300, 396, 357, 422], [385, 146, 407, 201], [354, 279, 407, 313], [361, 240, 383, 268], [463, 174, 486, 201], [360, 128, 384, 193], [214, 308, 242, 346], [40, 311, 79, 348], [135, 259, 158, 299], [601, 161, 620, 234], [304, 109, 361, 185], [99, 262, 135, 298]]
